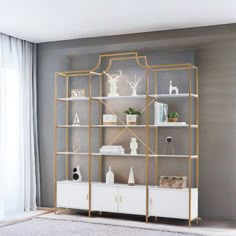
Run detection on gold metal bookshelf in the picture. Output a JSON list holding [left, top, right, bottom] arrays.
[[54, 51, 199, 226]]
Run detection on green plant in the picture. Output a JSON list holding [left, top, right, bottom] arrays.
[[168, 112, 179, 118], [124, 107, 141, 116]]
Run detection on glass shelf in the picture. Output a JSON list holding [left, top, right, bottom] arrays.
[[56, 93, 198, 102], [56, 124, 198, 128], [56, 152, 198, 159]]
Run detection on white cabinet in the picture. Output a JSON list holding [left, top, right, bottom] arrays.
[[92, 184, 118, 213], [118, 186, 146, 215], [149, 187, 198, 220], [57, 181, 198, 221], [57, 181, 88, 210]]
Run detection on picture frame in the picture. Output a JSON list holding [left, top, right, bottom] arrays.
[[71, 89, 85, 97]]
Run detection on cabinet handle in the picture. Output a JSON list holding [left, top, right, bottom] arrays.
[[150, 197, 152, 205], [86, 194, 88, 200], [115, 196, 117, 203], [120, 196, 122, 203]]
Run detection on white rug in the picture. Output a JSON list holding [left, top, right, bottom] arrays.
[[1, 213, 235, 236], [38, 213, 236, 236], [0, 217, 200, 236]]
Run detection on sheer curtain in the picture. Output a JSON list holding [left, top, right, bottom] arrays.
[[0, 33, 40, 219]]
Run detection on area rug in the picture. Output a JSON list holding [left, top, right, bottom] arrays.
[[0, 217, 201, 236]]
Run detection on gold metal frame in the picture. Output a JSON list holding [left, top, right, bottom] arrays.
[[53, 51, 199, 226]]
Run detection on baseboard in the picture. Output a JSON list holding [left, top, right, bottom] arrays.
[[37, 207, 54, 211]]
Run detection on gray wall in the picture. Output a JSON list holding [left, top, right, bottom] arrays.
[[37, 24, 236, 220], [196, 41, 236, 220]]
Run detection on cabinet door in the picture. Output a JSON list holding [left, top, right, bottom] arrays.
[[118, 187, 146, 215], [91, 185, 118, 213], [57, 181, 88, 210], [149, 188, 198, 220]]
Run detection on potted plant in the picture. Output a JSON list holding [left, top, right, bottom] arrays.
[[168, 112, 179, 122], [124, 107, 141, 125]]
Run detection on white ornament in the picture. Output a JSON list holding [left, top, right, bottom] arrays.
[[73, 165, 82, 182], [128, 166, 135, 186], [106, 166, 114, 184], [72, 113, 80, 126], [169, 80, 179, 95], [104, 70, 122, 97], [130, 138, 138, 155], [126, 74, 142, 96]]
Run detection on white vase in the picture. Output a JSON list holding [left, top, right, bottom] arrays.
[[126, 115, 137, 125], [73, 165, 82, 182], [128, 166, 135, 186], [106, 166, 114, 184]]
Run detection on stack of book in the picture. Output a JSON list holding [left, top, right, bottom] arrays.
[[154, 101, 168, 125], [100, 145, 125, 155]]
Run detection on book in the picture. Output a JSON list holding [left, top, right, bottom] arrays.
[[157, 122, 186, 126], [100, 145, 125, 154], [154, 101, 168, 125]]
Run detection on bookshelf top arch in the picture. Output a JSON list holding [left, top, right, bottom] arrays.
[[54, 51, 198, 79]]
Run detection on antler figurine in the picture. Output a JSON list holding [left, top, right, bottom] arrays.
[[104, 70, 122, 97], [126, 74, 142, 96]]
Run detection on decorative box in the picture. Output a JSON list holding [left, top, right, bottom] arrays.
[[71, 89, 85, 97], [103, 114, 117, 125], [159, 176, 187, 189]]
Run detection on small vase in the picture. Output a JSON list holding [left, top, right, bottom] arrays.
[[106, 166, 114, 184], [126, 115, 137, 125], [168, 117, 178, 122]]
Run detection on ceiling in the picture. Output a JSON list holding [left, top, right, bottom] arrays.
[[0, 0, 236, 43]]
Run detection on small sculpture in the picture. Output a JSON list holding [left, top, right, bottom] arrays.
[[106, 166, 114, 184], [73, 165, 82, 182], [104, 70, 122, 97], [126, 74, 142, 96], [72, 113, 80, 126], [128, 166, 135, 186], [130, 138, 138, 155], [162, 136, 175, 155], [169, 80, 179, 95]]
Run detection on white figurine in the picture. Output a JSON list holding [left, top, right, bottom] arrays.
[[106, 166, 114, 184], [126, 74, 142, 96], [104, 70, 122, 97], [72, 165, 82, 182], [130, 138, 138, 155], [72, 113, 80, 126], [169, 80, 179, 95], [128, 166, 135, 186]]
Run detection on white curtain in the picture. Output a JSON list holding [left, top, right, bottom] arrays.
[[0, 33, 40, 219]]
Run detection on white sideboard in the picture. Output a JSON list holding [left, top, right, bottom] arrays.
[[57, 181, 198, 220]]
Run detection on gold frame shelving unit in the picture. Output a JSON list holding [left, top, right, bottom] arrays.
[[54, 52, 199, 226]]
